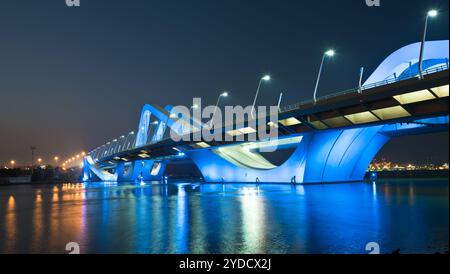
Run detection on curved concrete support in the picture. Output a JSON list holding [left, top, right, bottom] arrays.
[[116, 161, 144, 182], [82, 156, 118, 182], [142, 160, 167, 181], [187, 125, 391, 184], [115, 160, 167, 181]]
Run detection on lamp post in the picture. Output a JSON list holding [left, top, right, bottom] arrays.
[[251, 75, 271, 118], [418, 9, 438, 79], [10, 160, 15, 169], [313, 49, 335, 103], [210, 92, 228, 128], [54, 156, 59, 166]]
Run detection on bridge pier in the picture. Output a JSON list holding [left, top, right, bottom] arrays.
[[187, 125, 390, 184], [115, 160, 167, 182]]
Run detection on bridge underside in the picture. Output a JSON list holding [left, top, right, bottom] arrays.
[[83, 116, 448, 184]]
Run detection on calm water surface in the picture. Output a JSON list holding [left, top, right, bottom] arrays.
[[0, 179, 448, 254]]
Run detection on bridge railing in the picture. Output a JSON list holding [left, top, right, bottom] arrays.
[[280, 64, 449, 113]]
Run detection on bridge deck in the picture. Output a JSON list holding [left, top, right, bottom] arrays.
[[94, 69, 449, 167]]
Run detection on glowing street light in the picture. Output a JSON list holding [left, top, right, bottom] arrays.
[[251, 75, 271, 118], [313, 49, 335, 103], [10, 160, 15, 169], [37, 158, 42, 164], [210, 91, 229, 128], [418, 9, 438, 79], [428, 9, 438, 17]]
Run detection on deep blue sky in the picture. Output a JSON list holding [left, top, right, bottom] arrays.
[[0, 0, 448, 165]]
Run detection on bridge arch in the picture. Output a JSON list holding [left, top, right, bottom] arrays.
[[364, 40, 449, 86]]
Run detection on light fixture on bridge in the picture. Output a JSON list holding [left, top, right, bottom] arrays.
[[194, 142, 210, 148], [138, 153, 150, 158], [393, 89, 436, 105], [372, 106, 411, 120], [262, 75, 271, 81], [210, 91, 230, 127], [345, 111, 379, 125], [251, 75, 271, 118], [267, 121, 279, 128], [428, 9, 438, 17], [279, 117, 302, 127], [430, 85, 449, 98], [226, 126, 257, 136], [419, 9, 439, 79], [313, 49, 335, 103], [325, 50, 335, 57]]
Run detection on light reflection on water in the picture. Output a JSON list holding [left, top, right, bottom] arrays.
[[0, 179, 448, 254]]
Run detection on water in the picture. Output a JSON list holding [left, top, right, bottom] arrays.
[[0, 179, 448, 254]]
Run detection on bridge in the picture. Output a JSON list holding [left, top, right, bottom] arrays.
[[82, 40, 449, 184]]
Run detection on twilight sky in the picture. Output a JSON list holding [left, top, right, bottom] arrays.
[[0, 0, 448, 166]]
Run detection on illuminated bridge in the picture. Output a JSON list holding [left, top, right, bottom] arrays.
[[82, 40, 449, 184]]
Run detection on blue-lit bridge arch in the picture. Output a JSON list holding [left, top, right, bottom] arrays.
[[83, 40, 449, 184]]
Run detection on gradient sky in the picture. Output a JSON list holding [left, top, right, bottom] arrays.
[[0, 0, 449, 166]]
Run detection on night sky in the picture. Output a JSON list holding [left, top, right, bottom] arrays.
[[0, 0, 448, 166]]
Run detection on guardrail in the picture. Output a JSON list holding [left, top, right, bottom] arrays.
[[280, 64, 449, 113]]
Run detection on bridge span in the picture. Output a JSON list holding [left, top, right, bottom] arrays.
[[82, 40, 449, 184]]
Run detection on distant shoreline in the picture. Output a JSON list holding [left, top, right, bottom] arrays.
[[365, 170, 449, 179], [0, 170, 448, 187]]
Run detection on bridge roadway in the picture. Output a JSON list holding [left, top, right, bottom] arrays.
[[95, 67, 449, 168]]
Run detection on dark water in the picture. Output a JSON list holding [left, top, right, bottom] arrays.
[[0, 179, 448, 254]]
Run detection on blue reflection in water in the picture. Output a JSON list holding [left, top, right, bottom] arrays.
[[0, 179, 448, 254]]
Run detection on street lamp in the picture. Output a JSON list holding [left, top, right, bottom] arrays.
[[10, 160, 15, 169], [251, 75, 271, 118], [37, 158, 42, 165], [418, 9, 438, 79], [210, 91, 228, 128], [313, 50, 335, 103]]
